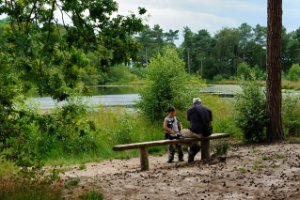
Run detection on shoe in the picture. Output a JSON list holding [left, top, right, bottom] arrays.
[[188, 151, 195, 163], [188, 156, 194, 163], [167, 159, 173, 163]]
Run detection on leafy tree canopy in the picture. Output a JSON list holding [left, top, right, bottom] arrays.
[[0, 0, 147, 100]]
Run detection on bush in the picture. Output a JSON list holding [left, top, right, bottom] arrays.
[[282, 95, 300, 136], [287, 63, 300, 81], [212, 74, 224, 82], [235, 78, 268, 143], [252, 65, 266, 80], [112, 113, 135, 144], [130, 67, 147, 79], [1, 96, 98, 167], [137, 47, 193, 121]]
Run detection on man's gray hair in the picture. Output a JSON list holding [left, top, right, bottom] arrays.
[[193, 97, 201, 105]]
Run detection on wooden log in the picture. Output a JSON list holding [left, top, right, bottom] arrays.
[[140, 147, 149, 171], [201, 140, 210, 161]]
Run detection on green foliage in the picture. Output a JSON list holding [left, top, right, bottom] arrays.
[[1, 96, 98, 167], [282, 96, 300, 136], [235, 78, 268, 143], [137, 47, 193, 121], [237, 62, 251, 79], [237, 63, 265, 81], [108, 65, 138, 83], [252, 65, 266, 80], [112, 113, 135, 144], [130, 67, 147, 79], [212, 74, 224, 82], [287, 63, 300, 81]]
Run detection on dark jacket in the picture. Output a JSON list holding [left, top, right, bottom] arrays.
[[187, 104, 212, 134]]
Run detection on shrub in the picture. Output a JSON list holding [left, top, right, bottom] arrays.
[[212, 74, 223, 82], [237, 62, 251, 79], [108, 64, 137, 83], [287, 63, 300, 81], [1, 96, 98, 167], [282, 95, 300, 136], [130, 67, 147, 79], [234, 78, 268, 143], [112, 113, 135, 144], [252, 65, 266, 80], [137, 47, 192, 121]]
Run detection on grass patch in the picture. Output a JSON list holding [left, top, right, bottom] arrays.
[[79, 190, 104, 200], [262, 154, 284, 161], [0, 160, 18, 179], [252, 160, 266, 170], [0, 180, 63, 200], [275, 154, 285, 160], [215, 142, 230, 156], [287, 137, 300, 144], [262, 156, 272, 161], [65, 178, 80, 189], [79, 163, 87, 170], [251, 147, 261, 153], [239, 167, 247, 173]]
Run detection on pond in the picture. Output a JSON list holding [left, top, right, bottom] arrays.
[[27, 84, 300, 110]]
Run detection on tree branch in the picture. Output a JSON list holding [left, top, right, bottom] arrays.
[[25, 0, 38, 34]]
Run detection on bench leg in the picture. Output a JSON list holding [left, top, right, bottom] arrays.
[[201, 140, 210, 161], [140, 147, 149, 171]]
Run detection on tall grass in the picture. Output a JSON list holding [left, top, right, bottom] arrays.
[[282, 80, 300, 90], [0, 160, 63, 200]]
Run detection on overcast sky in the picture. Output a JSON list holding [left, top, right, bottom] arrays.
[[117, 0, 300, 44], [1, 0, 299, 45]]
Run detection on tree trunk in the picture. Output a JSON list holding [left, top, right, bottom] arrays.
[[266, 0, 284, 142]]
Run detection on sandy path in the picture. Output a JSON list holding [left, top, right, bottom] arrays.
[[62, 143, 300, 200]]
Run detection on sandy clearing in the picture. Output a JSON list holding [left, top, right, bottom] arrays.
[[62, 143, 300, 200]]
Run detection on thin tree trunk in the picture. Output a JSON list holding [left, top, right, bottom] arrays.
[[266, 0, 284, 142]]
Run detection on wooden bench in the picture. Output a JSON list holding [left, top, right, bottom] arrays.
[[113, 133, 230, 171]]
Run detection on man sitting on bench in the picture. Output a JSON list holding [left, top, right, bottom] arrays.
[[181, 98, 213, 163]]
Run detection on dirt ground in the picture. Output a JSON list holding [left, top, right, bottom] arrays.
[[62, 143, 300, 200]]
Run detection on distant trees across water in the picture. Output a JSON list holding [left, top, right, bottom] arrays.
[[136, 23, 300, 81]]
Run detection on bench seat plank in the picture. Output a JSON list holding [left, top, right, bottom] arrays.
[[113, 133, 229, 151], [113, 133, 230, 171]]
